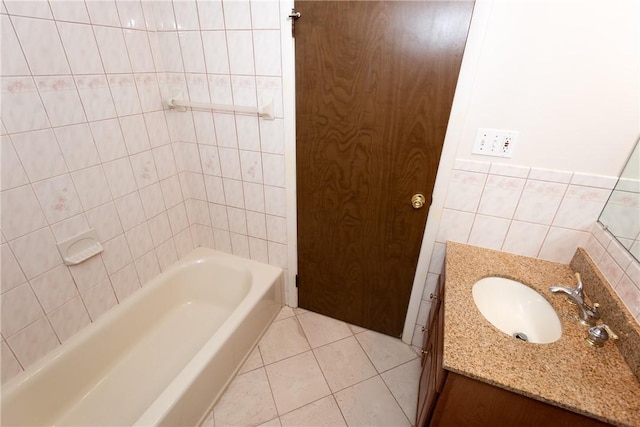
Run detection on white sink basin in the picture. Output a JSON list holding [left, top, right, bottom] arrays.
[[472, 277, 562, 344]]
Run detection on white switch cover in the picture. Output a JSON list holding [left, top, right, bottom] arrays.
[[472, 128, 519, 158]]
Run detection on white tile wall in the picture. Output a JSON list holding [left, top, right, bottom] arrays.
[[440, 159, 616, 263], [0, 0, 167, 378], [586, 223, 640, 322], [412, 158, 640, 346], [0, 0, 288, 383]]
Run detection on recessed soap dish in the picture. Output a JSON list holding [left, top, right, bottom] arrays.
[[57, 229, 103, 265]]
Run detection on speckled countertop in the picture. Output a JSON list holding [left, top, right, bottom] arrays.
[[444, 242, 640, 427]]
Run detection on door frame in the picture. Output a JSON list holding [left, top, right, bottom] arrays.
[[280, 0, 299, 309], [280, 0, 491, 343]]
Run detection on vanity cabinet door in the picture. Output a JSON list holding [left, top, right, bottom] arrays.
[[416, 336, 436, 427], [430, 373, 614, 427], [416, 278, 444, 427], [434, 275, 445, 393]]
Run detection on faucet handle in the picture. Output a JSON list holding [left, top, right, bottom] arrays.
[[586, 323, 618, 347], [580, 301, 601, 326], [556, 272, 584, 305], [574, 272, 583, 294]]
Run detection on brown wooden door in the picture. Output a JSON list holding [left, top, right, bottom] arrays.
[[295, 1, 474, 336]]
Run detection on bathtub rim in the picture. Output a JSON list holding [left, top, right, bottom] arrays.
[[134, 250, 283, 426], [138, 286, 282, 427]]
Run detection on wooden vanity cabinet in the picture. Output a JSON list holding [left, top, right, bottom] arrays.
[[416, 274, 613, 427], [416, 274, 445, 426], [429, 372, 611, 427]]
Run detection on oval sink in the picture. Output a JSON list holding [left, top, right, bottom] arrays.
[[472, 277, 562, 344]]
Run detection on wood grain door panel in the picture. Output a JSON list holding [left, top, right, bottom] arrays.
[[296, 1, 474, 336]]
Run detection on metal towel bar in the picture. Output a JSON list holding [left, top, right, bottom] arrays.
[[167, 96, 275, 120]]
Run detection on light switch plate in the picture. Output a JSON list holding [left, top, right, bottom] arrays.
[[472, 128, 519, 158]]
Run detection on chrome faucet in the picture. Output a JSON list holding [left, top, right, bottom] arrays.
[[550, 272, 600, 326]]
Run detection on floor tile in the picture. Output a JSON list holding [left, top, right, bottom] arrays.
[[258, 417, 282, 426], [347, 323, 367, 334], [355, 330, 418, 373], [334, 376, 411, 427], [280, 395, 347, 427], [313, 336, 377, 392], [201, 411, 214, 426], [274, 306, 295, 322], [266, 351, 331, 415], [293, 307, 309, 315], [259, 316, 310, 365], [238, 346, 263, 374], [213, 368, 278, 427], [298, 311, 352, 348], [213, 310, 423, 427], [380, 358, 421, 423]]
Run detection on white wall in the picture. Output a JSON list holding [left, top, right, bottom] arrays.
[[456, 0, 639, 175]]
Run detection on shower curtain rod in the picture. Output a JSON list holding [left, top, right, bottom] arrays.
[[167, 96, 275, 120]]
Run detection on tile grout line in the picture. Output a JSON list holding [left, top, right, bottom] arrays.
[[351, 330, 417, 426], [262, 308, 317, 423], [295, 308, 418, 425], [272, 308, 352, 423], [291, 308, 355, 425], [222, 306, 421, 426]]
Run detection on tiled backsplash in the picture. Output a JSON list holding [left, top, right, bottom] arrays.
[[412, 159, 640, 346], [0, 0, 287, 383]]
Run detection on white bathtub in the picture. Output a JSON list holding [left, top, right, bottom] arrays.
[[1, 248, 283, 426]]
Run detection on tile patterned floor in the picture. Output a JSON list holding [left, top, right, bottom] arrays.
[[202, 307, 421, 427]]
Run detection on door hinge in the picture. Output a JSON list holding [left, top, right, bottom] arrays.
[[289, 8, 300, 38], [295, 274, 299, 288]]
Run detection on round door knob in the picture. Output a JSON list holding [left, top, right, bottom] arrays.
[[411, 194, 426, 209]]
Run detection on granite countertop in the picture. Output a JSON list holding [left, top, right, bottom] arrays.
[[444, 242, 640, 427]]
